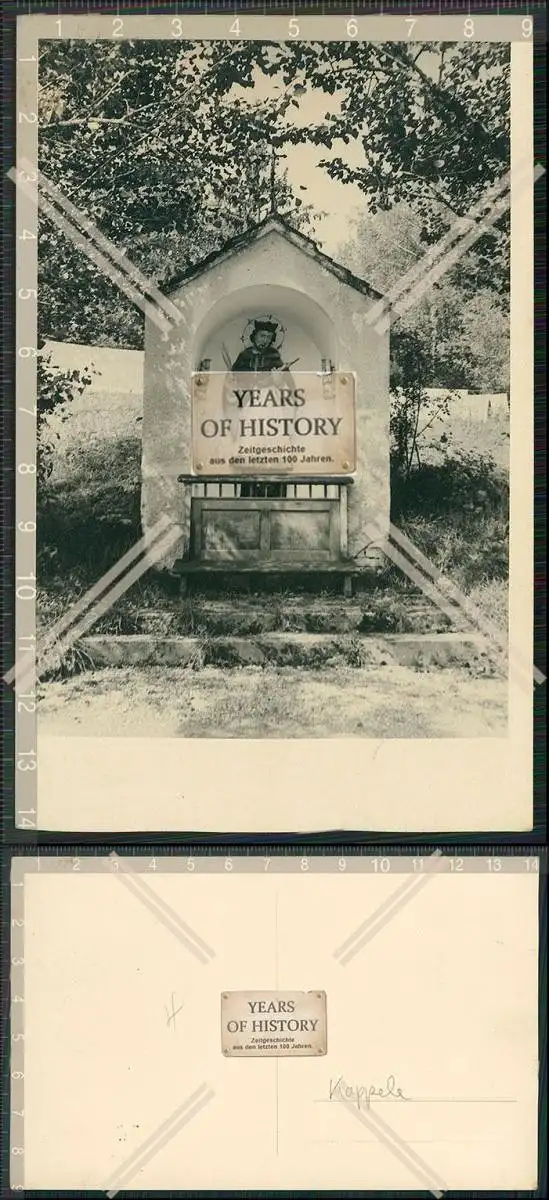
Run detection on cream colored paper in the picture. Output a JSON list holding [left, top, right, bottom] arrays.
[[20, 863, 538, 1191]]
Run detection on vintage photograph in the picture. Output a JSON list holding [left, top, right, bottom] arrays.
[[36, 35, 512, 740]]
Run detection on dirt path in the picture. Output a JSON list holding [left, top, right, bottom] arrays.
[[38, 664, 506, 739]]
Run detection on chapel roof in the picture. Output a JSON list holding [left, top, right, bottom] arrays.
[[163, 212, 385, 302]]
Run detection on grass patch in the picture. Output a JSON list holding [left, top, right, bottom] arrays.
[[37, 443, 508, 667]]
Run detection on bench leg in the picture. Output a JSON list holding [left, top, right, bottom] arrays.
[[180, 577, 188, 598], [343, 576, 353, 599]]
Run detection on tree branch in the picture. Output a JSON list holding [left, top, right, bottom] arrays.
[[77, 69, 135, 120], [41, 115, 152, 128], [377, 43, 509, 163], [396, 169, 455, 215], [70, 44, 251, 193]]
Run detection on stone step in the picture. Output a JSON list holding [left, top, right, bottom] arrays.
[[128, 598, 455, 637], [75, 631, 497, 673]]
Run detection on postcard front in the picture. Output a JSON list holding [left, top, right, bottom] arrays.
[[11, 12, 536, 832]]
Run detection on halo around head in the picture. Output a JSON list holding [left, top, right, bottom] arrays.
[[241, 314, 286, 350]]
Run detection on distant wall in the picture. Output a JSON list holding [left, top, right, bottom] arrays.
[[42, 342, 509, 481], [423, 388, 509, 422], [43, 340, 143, 394], [42, 341, 143, 468]]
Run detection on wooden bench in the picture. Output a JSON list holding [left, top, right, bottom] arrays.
[[175, 474, 361, 596], [171, 558, 364, 597]]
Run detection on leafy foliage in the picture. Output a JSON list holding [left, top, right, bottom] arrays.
[[38, 40, 317, 345], [339, 203, 509, 385], [271, 40, 509, 260], [388, 292, 508, 474], [38, 39, 510, 346], [38, 434, 141, 575], [37, 349, 94, 482], [36, 37, 510, 612], [336, 200, 509, 466]]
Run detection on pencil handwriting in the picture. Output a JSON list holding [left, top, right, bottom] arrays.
[[329, 1074, 408, 1109]]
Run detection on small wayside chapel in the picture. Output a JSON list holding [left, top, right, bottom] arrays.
[[141, 215, 391, 596]]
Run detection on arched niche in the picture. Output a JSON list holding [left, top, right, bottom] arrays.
[[194, 284, 338, 373], [141, 219, 391, 571]]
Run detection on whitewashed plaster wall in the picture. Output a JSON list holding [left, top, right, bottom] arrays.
[[141, 225, 390, 567]]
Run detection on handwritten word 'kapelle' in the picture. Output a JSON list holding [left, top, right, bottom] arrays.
[[329, 1074, 408, 1110]]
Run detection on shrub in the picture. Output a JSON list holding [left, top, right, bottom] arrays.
[[389, 448, 508, 595], [38, 435, 141, 579], [399, 511, 508, 591], [391, 448, 508, 522], [37, 350, 96, 483]]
